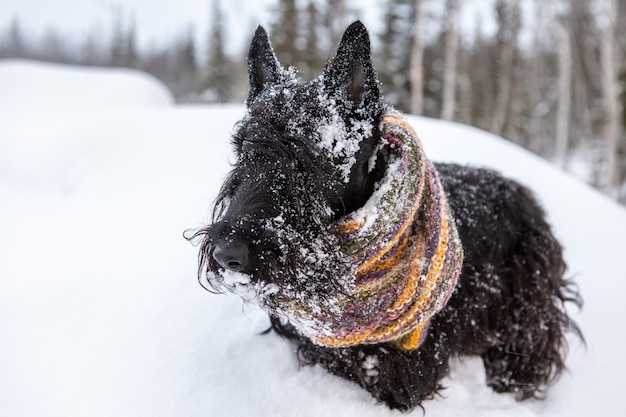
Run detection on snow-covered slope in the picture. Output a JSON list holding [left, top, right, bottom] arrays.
[[1, 61, 624, 417], [0, 60, 174, 192], [0, 59, 173, 115]]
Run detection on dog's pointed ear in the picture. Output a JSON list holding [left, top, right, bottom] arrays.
[[323, 21, 382, 114], [246, 26, 284, 107]]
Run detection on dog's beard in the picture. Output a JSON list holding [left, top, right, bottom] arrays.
[[201, 215, 355, 316], [206, 268, 279, 304]]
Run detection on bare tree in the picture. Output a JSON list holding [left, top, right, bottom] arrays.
[[599, 0, 620, 193], [527, 2, 547, 155], [270, 0, 299, 66], [456, 45, 472, 125], [110, 9, 126, 67], [8, 17, 24, 57], [617, 0, 626, 202], [122, 19, 138, 69], [300, 1, 324, 80], [468, 18, 496, 131], [490, 0, 521, 136], [550, 8, 573, 168], [568, 0, 604, 184], [410, 0, 427, 115], [378, 0, 417, 112], [440, 0, 460, 120], [325, 0, 350, 48], [199, 0, 232, 101]]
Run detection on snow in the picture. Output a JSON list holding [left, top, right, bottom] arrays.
[[0, 59, 173, 116], [1, 60, 625, 417]]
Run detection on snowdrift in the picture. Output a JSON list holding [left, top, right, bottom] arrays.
[[0, 59, 173, 115], [0, 59, 174, 192], [1, 61, 625, 417]]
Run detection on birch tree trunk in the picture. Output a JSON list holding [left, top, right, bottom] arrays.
[[600, 0, 619, 192], [410, 0, 427, 115], [553, 18, 572, 169], [489, 56, 515, 135], [527, 15, 544, 155], [458, 72, 472, 124], [490, 0, 520, 136], [441, 0, 460, 120]]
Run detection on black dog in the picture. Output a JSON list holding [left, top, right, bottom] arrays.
[[188, 22, 582, 411]]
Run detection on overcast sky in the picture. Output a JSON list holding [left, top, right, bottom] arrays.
[[0, 0, 273, 53], [0, 0, 505, 55]]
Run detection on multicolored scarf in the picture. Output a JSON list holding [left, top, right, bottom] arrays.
[[283, 110, 463, 351]]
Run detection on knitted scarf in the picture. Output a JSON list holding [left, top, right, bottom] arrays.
[[282, 110, 463, 351]]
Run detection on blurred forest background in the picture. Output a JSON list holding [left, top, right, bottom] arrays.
[[1, 0, 625, 204]]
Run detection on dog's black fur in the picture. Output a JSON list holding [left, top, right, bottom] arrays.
[[188, 22, 582, 411]]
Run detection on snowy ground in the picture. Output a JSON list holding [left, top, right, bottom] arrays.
[[1, 60, 625, 417]]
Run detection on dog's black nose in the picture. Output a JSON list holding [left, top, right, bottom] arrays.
[[213, 243, 249, 272]]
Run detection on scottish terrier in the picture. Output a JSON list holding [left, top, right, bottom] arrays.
[[188, 22, 582, 411]]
